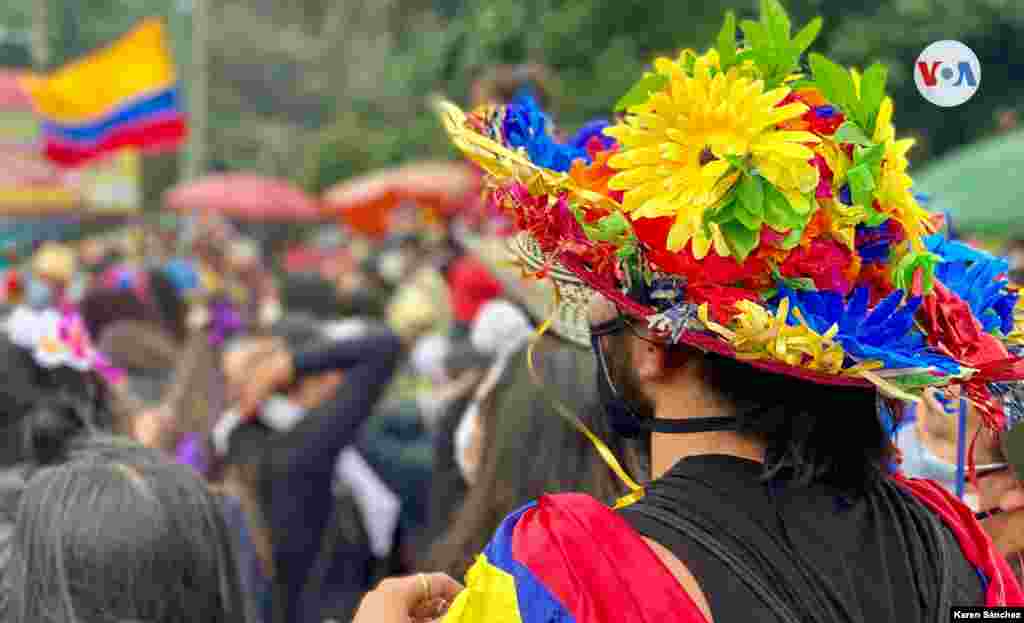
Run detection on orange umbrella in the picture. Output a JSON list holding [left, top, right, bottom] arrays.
[[165, 173, 322, 222], [323, 161, 480, 237]]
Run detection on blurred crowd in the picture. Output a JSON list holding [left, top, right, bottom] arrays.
[[0, 201, 647, 622]]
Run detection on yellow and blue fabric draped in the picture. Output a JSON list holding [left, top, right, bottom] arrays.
[[442, 493, 709, 623]]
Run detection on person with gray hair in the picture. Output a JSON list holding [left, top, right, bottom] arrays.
[[4, 438, 250, 623]]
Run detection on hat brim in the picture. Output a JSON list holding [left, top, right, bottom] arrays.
[[454, 226, 591, 348], [499, 229, 879, 389]]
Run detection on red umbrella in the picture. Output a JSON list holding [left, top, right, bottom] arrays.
[[323, 161, 480, 237], [165, 173, 322, 222]]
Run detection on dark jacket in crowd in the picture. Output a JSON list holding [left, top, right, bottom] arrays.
[[259, 329, 402, 623]]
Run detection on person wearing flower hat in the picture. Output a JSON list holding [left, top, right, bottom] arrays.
[[352, 2, 1024, 622]]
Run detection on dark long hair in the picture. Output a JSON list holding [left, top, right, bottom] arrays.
[[6, 439, 249, 623], [699, 350, 890, 494], [79, 289, 162, 343], [0, 336, 114, 468], [429, 335, 644, 578]]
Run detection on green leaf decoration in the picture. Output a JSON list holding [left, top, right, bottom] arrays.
[[717, 11, 738, 70], [808, 54, 892, 138], [615, 73, 670, 112], [847, 164, 876, 209], [809, 53, 863, 128], [859, 62, 889, 136], [736, 3, 824, 88], [772, 266, 817, 291], [855, 142, 886, 165], [893, 251, 942, 294], [780, 225, 805, 249], [892, 251, 937, 295], [586, 211, 631, 242], [793, 191, 817, 215], [790, 17, 822, 55], [761, 0, 792, 42], [864, 208, 889, 228], [740, 20, 769, 49], [787, 277, 817, 291], [737, 174, 765, 218], [855, 142, 886, 188], [721, 219, 761, 263], [722, 154, 752, 175], [833, 121, 874, 147], [734, 49, 758, 66], [845, 141, 886, 210], [785, 78, 817, 90], [763, 183, 803, 231], [734, 206, 764, 230], [705, 191, 739, 226], [681, 49, 698, 74], [890, 373, 948, 390]]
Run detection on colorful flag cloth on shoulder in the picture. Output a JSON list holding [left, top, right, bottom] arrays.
[[443, 493, 709, 623], [21, 18, 187, 168]]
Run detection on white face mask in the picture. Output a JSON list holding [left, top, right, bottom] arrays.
[[453, 352, 513, 485], [455, 401, 481, 484], [261, 396, 305, 431]]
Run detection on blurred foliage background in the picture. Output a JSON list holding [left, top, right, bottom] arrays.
[[2, 0, 1022, 194]]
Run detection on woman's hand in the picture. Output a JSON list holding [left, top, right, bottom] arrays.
[[353, 573, 464, 623]]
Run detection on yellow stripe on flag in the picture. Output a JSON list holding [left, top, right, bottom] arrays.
[[443, 554, 522, 623], [22, 18, 176, 124]]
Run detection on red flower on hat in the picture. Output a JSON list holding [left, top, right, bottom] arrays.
[[631, 215, 764, 320], [635, 217, 767, 287], [630, 215, 672, 250], [799, 209, 831, 247], [777, 88, 845, 136], [857, 262, 896, 306], [811, 153, 834, 199], [779, 237, 856, 294], [917, 281, 1024, 427]]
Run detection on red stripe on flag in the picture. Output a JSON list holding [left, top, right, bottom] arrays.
[[43, 115, 188, 168], [512, 493, 709, 623]]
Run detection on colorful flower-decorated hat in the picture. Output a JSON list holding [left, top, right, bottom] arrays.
[[438, 0, 1024, 426]]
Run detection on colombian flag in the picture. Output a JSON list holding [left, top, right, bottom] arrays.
[[442, 493, 709, 623], [22, 18, 187, 168]]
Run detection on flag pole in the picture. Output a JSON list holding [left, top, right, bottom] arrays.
[[184, 0, 208, 182], [32, 0, 50, 70]]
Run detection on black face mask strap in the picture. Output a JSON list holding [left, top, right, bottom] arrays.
[[647, 416, 738, 433]]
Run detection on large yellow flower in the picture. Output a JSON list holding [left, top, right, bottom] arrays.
[[605, 50, 821, 252]]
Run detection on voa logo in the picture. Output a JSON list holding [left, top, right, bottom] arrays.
[[914, 40, 981, 107]]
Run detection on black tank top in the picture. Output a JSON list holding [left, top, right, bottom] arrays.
[[618, 455, 983, 623]]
